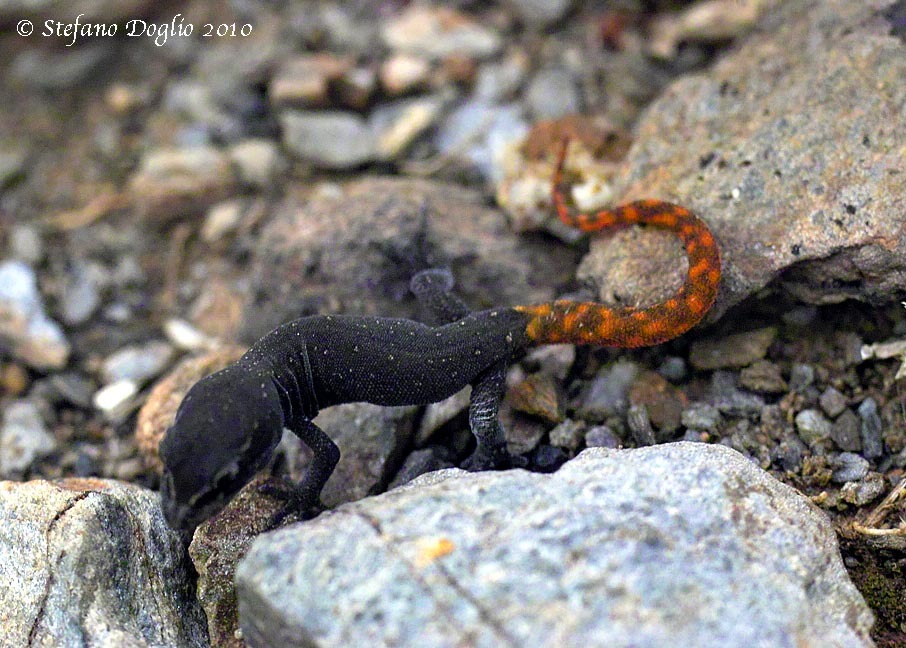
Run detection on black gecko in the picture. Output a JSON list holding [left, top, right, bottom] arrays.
[[159, 151, 721, 533]]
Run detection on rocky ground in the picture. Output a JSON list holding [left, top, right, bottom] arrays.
[[0, 0, 904, 646]]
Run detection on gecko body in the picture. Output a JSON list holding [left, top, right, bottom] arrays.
[[160, 147, 721, 533]]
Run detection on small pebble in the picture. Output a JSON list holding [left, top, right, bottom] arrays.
[[522, 344, 575, 381], [524, 68, 582, 120], [528, 444, 567, 473], [0, 260, 70, 369], [505, 0, 574, 28], [0, 399, 56, 477], [738, 360, 787, 393], [60, 261, 102, 326], [474, 53, 528, 102], [627, 404, 656, 446], [657, 356, 687, 383], [372, 96, 445, 160], [857, 398, 884, 459], [49, 373, 95, 409], [794, 409, 832, 447], [380, 54, 431, 95], [789, 363, 815, 392], [435, 100, 528, 181], [575, 360, 639, 421], [771, 438, 805, 472], [830, 452, 869, 483], [681, 403, 721, 431], [229, 139, 281, 189], [819, 387, 847, 418], [381, 5, 502, 61], [102, 341, 174, 385], [840, 472, 887, 506], [164, 318, 219, 351], [584, 425, 620, 448], [93, 379, 139, 419], [689, 327, 776, 370], [202, 200, 246, 242], [280, 110, 376, 169], [508, 373, 563, 423], [548, 419, 585, 451], [829, 409, 862, 453], [709, 371, 764, 417], [8, 224, 42, 263]]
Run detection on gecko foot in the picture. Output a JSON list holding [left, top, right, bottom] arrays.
[[260, 478, 325, 528]]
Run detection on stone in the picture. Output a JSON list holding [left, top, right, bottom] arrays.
[[548, 419, 585, 451], [0, 261, 70, 370], [379, 54, 432, 95], [857, 398, 884, 460], [584, 425, 621, 448], [508, 373, 563, 423], [795, 409, 832, 448], [708, 370, 764, 417], [280, 111, 376, 169], [381, 5, 502, 61], [228, 139, 282, 189], [681, 402, 721, 431], [504, 0, 574, 28], [524, 68, 582, 120], [60, 260, 102, 326], [603, 0, 906, 319], [236, 444, 873, 647], [101, 340, 174, 384], [0, 400, 56, 477], [819, 387, 848, 418], [689, 327, 776, 370], [830, 452, 869, 484], [830, 409, 862, 453], [0, 479, 207, 646], [739, 359, 787, 393], [371, 95, 445, 160], [575, 360, 639, 422], [269, 54, 352, 108], [628, 371, 685, 437]]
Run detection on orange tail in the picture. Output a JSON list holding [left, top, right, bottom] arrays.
[[514, 140, 721, 347]]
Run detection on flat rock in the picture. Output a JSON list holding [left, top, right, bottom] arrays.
[[0, 478, 206, 647], [280, 111, 376, 169], [236, 443, 873, 648], [586, 0, 906, 320]]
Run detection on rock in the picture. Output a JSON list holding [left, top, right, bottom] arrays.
[[819, 387, 848, 418], [0, 146, 27, 191], [269, 54, 352, 108], [689, 327, 776, 370], [0, 261, 70, 370], [795, 409, 832, 448], [508, 373, 563, 423], [280, 110, 376, 169], [626, 404, 657, 446], [521, 343, 575, 381], [789, 363, 816, 392], [10, 42, 113, 90], [739, 359, 787, 393], [606, 1, 906, 319], [128, 145, 238, 221], [830, 409, 862, 453], [314, 403, 416, 508], [657, 356, 687, 382], [379, 54, 432, 95], [474, 52, 529, 103], [548, 419, 585, 451], [628, 371, 685, 437], [228, 139, 282, 189], [709, 370, 764, 417], [60, 260, 103, 326], [504, 0, 574, 28], [371, 95, 445, 160], [201, 199, 246, 242], [524, 68, 582, 120], [584, 424, 621, 448], [681, 402, 721, 431], [648, 0, 776, 59], [243, 178, 565, 339], [839, 472, 886, 507], [236, 443, 873, 647], [92, 379, 139, 421], [388, 448, 456, 489], [575, 360, 639, 422], [857, 398, 884, 460], [0, 479, 207, 646], [381, 5, 502, 61], [189, 477, 290, 648], [435, 100, 529, 182], [101, 340, 173, 384], [0, 400, 56, 477], [830, 452, 869, 484], [136, 346, 248, 472]]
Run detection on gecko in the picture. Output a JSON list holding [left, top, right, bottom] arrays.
[[159, 142, 721, 533]]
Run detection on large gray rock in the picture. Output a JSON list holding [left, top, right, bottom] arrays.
[[580, 0, 906, 320], [0, 478, 207, 647], [236, 443, 873, 648]]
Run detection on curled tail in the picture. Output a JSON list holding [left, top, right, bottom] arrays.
[[513, 141, 721, 347]]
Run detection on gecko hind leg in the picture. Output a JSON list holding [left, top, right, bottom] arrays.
[[462, 360, 522, 471]]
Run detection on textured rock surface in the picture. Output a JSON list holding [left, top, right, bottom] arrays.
[[0, 478, 207, 647], [236, 443, 873, 648], [242, 178, 576, 340], [579, 0, 906, 320]]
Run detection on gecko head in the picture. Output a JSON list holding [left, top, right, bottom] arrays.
[[159, 366, 284, 534]]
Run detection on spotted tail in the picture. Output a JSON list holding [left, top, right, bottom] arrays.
[[513, 141, 721, 347]]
